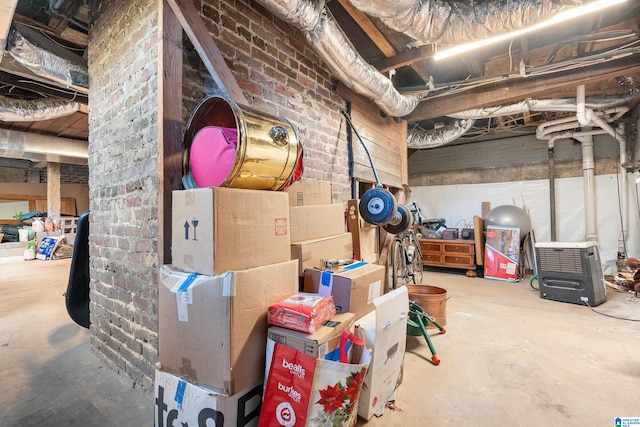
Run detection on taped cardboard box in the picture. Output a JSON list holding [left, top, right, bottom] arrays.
[[303, 263, 384, 320], [171, 187, 290, 276], [357, 286, 408, 420], [289, 203, 346, 243], [158, 260, 298, 395], [267, 312, 355, 359], [154, 369, 261, 427], [290, 232, 353, 276], [283, 180, 332, 206]]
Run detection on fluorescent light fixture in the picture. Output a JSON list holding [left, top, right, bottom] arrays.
[[434, 0, 627, 61]]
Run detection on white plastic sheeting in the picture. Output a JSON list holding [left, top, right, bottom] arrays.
[[409, 173, 640, 267]]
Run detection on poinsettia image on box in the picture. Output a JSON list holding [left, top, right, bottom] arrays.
[[310, 367, 366, 427]]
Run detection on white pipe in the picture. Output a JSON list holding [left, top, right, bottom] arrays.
[[616, 123, 628, 255], [576, 85, 592, 126], [537, 119, 582, 139], [574, 132, 597, 241]]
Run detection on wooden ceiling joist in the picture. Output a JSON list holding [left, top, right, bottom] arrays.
[[336, 0, 430, 82], [406, 54, 640, 122]]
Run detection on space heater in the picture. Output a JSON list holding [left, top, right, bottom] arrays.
[[534, 241, 606, 306]]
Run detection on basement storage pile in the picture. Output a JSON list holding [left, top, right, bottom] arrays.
[[155, 98, 410, 426], [157, 182, 409, 426]]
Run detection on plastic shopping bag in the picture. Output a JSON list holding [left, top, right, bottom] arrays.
[[261, 338, 371, 427]]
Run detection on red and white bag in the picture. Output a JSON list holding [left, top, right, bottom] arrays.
[[260, 338, 371, 427]]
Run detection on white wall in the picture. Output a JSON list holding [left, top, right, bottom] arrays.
[[410, 172, 640, 266]]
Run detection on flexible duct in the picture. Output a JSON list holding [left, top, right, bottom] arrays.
[[407, 118, 475, 149], [255, 0, 421, 117], [347, 0, 589, 47], [0, 97, 80, 121], [7, 26, 88, 90]]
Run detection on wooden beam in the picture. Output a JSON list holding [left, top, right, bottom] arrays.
[[165, 0, 247, 104], [336, 0, 395, 56], [406, 54, 640, 122], [13, 13, 87, 47], [336, 0, 429, 82], [158, 0, 184, 265], [373, 45, 434, 73], [47, 162, 61, 220]]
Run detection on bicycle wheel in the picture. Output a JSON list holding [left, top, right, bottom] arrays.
[[392, 239, 407, 288], [410, 235, 424, 284]]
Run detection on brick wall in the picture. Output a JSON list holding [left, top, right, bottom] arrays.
[[87, 0, 352, 394], [88, 0, 159, 393]]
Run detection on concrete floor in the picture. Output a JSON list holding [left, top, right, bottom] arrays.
[[1, 256, 639, 426]]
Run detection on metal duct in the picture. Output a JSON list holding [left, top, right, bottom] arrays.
[[254, 0, 421, 117], [0, 128, 88, 165], [0, 96, 80, 121], [7, 26, 88, 89], [347, 0, 588, 47], [407, 119, 475, 149]]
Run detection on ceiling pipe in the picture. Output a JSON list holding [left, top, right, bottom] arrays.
[[254, 0, 421, 117], [537, 103, 629, 247], [407, 118, 475, 149], [576, 85, 593, 126], [6, 26, 88, 92], [346, 0, 589, 47], [0, 97, 80, 121], [0, 128, 88, 164]]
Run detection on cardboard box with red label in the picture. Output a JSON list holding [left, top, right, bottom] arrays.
[[171, 187, 291, 276]]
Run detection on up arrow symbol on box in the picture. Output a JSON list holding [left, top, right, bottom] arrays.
[[183, 221, 190, 240]]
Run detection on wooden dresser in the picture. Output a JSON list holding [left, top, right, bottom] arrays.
[[419, 238, 476, 272]]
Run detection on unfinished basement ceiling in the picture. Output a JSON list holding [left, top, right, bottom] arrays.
[[0, 0, 639, 157]]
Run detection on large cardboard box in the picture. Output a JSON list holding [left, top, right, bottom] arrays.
[[284, 180, 332, 206], [171, 187, 290, 276], [303, 263, 384, 320], [289, 203, 346, 243], [154, 369, 261, 427], [158, 260, 298, 395], [290, 232, 353, 276], [356, 286, 408, 420], [267, 312, 355, 358]]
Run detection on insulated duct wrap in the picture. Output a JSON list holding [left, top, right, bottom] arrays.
[[306, 12, 420, 117], [448, 94, 637, 119], [7, 27, 87, 88], [0, 97, 80, 121], [347, 0, 587, 46], [407, 119, 475, 149], [255, 0, 421, 117]]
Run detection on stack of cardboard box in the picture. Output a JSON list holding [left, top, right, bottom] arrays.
[[286, 181, 353, 278], [154, 182, 404, 425], [156, 186, 298, 427]]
